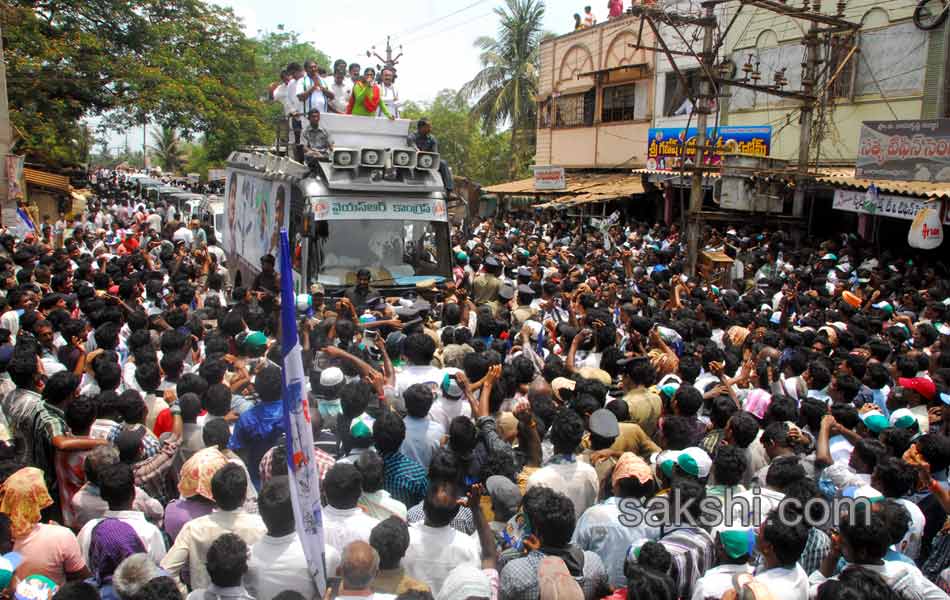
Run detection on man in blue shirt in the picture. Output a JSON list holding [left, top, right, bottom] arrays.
[[229, 365, 285, 490]]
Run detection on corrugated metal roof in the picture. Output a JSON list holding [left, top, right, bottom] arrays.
[[813, 169, 950, 199], [23, 168, 70, 192], [484, 171, 641, 195]]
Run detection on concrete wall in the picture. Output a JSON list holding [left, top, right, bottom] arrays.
[[536, 14, 656, 168]]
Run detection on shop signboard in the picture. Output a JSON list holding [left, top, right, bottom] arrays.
[[646, 126, 771, 171], [856, 119, 950, 182]]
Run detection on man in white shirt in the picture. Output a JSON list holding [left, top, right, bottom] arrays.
[[690, 528, 755, 600], [246, 476, 340, 600], [172, 222, 194, 246], [403, 481, 480, 595], [394, 333, 445, 412], [807, 507, 947, 600], [379, 68, 399, 118], [754, 509, 809, 600], [295, 60, 329, 118], [526, 408, 598, 518], [322, 463, 381, 550], [328, 60, 353, 114], [77, 463, 166, 565], [161, 464, 266, 591]]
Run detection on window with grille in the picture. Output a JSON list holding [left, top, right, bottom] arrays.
[[664, 69, 702, 116], [554, 90, 595, 128], [827, 33, 858, 100], [602, 84, 638, 122]]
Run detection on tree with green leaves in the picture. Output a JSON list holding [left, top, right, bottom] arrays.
[[149, 126, 186, 173], [459, 0, 548, 177], [402, 91, 516, 187], [2, 0, 269, 166]]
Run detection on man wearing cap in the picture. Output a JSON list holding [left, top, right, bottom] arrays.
[[471, 256, 501, 306], [511, 285, 538, 330], [572, 453, 660, 587], [898, 377, 937, 435], [690, 527, 755, 600]]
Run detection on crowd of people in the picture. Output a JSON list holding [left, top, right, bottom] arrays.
[[0, 169, 948, 600]]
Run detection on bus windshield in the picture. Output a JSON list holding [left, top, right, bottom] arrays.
[[312, 219, 450, 286]]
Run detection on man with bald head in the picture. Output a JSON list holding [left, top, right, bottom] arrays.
[[340, 541, 392, 599]]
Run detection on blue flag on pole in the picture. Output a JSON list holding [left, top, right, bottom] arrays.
[[279, 229, 327, 593]]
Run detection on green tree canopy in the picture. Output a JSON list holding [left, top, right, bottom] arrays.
[[458, 0, 548, 177], [402, 90, 521, 187], [2, 0, 291, 166]]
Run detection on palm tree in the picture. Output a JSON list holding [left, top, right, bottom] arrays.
[[459, 0, 546, 177], [149, 125, 186, 173]]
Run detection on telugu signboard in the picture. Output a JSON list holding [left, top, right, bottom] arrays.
[[312, 198, 448, 222], [832, 188, 950, 224], [646, 126, 771, 171], [856, 119, 950, 182], [533, 166, 566, 190]]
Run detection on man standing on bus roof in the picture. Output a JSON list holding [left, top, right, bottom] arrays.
[[407, 118, 455, 195], [344, 268, 379, 312], [328, 60, 352, 114]]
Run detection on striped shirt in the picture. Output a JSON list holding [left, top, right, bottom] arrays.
[[655, 526, 716, 599], [382, 450, 429, 507]]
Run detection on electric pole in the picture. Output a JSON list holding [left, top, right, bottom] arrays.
[[685, 1, 718, 277], [793, 21, 820, 221], [0, 22, 13, 218]]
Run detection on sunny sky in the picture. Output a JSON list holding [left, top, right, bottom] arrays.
[[101, 0, 590, 153], [219, 0, 585, 104]]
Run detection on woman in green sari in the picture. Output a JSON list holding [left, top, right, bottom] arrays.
[[346, 68, 395, 119]]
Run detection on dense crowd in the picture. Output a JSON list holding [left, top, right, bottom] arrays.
[[0, 170, 948, 600]]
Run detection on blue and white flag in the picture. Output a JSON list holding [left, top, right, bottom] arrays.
[[278, 229, 327, 593]]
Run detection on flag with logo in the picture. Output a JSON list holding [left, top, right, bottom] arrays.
[[278, 229, 326, 593]]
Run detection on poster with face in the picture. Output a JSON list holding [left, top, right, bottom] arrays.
[[225, 172, 290, 269]]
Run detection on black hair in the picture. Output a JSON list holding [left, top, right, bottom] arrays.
[[211, 463, 248, 511], [626, 566, 676, 600], [324, 462, 362, 509], [43, 371, 79, 407], [765, 456, 805, 491], [206, 533, 248, 587], [660, 415, 693, 451], [712, 445, 747, 487], [550, 408, 585, 455], [403, 383, 435, 419], [840, 506, 889, 561], [258, 476, 295, 536], [255, 365, 283, 403], [404, 333, 436, 366], [372, 410, 405, 454], [99, 462, 135, 509], [728, 411, 759, 448], [761, 507, 809, 565], [709, 395, 738, 429], [202, 419, 231, 450], [370, 516, 411, 570], [872, 457, 916, 498], [52, 582, 100, 600], [673, 386, 702, 416], [816, 566, 900, 600], [65, 395, 96, 434], [422, 480, 461, 528], [204, 384, 232, 417], [916, 434, 950, 472], [879, 500, 911, 546], [522, 485, 575, 547], [130, 576, 182, 600], [355, 450, 385, 493]]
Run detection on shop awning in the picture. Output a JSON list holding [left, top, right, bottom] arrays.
[[484, 171, 646, 210], [23, 168, 70, 193], [813, 169, 950, 200]]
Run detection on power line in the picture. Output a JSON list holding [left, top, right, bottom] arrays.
[[401, 11, 496, 46], [389, 0, 493, 43]]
